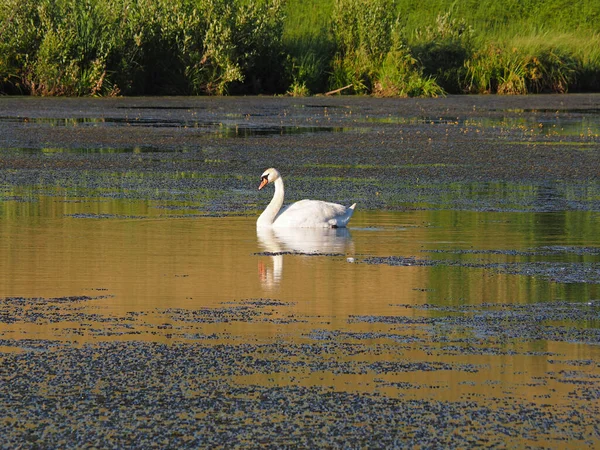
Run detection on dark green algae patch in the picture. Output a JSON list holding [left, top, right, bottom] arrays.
[[0, 296, 599, 448], [363, 253, 600, 284], [1, 341, 597, 449]]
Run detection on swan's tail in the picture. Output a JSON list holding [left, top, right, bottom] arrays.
[[346, 203, 357, 221]]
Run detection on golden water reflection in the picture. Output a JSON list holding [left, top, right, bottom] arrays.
[[1, 195, 599, 416], [256, 227, 354, 289]]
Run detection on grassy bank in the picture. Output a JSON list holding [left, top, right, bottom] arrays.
[[1, 0, 599, 96]]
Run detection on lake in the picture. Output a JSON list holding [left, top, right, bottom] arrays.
[[0, 94, 599, 447]]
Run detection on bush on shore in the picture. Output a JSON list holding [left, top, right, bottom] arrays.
[[0, 0, 285, 96], [0, 0, 598, 97]]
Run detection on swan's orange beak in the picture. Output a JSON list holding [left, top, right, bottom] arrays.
[[258, 178, 268, 190]]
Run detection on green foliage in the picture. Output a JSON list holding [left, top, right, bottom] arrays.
[[375, 47, 445, 97], [328, 0, 443, 97], [0, 0, 46, 93], [286, 80, 310, 97], [282, 0, 334, 94], [0, 0, 599, 96], [497, 55, 527, 95], [332, 0, 394, 60], [396, 0, 600, 38], [30, 0, 114, 95], [0, 0, 285, 96], [227, 0, 286, 94], [286, 41, 332, 95], [329, 0, 393, 93], [465, 41, 595, 95], [412, 11, 474, 93], [526, 48, 578, 93]]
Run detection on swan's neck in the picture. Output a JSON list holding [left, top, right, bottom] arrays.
[[257, 177, 284, 227]]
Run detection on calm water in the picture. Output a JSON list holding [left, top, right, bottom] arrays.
[[0, 95, 599, 447], [2, 195, 598, 371]]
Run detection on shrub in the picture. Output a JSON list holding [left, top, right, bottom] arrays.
[[0, 0, 46, 94], [465, 43, 585, 95], [525, 48, 578, 93], [226, 0, 286, 94], [0, 0, 285, 96], [285, 34, 334, 95], [1, 0, 599, 96], [329, 0, 443, 97], [375, 45, 444, 98], [29, 0, 117, 96], [412, 11, 474, 93], [329, 0, 396, 93]]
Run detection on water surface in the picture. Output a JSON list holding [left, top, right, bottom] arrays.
[[0, 95, 599, 447]]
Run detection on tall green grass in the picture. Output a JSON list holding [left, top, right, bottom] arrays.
[[0, 0, 285, 96], [282, 0, 333, 95], [1, 0, 599, 96], [464, 34, 600, 95]]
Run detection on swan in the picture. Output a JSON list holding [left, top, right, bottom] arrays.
[[257, 168, 356, 228]]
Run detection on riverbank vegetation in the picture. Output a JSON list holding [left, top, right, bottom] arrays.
[[1, 0, 599, 97]]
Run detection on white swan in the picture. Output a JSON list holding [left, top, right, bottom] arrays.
[[257, 168, 356, 228]]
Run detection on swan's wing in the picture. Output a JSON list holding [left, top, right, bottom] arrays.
[[274, 200, 355, 227]]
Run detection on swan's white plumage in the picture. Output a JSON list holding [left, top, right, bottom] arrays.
[[257, 168, 356, 228]]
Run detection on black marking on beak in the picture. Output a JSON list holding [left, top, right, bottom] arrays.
[[258, 175, 269, 190]]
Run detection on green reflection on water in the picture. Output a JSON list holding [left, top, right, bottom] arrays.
[[368, 114, 600, 138], [0, 115, 359, 138]]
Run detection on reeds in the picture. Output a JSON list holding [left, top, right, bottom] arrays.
[[0, 0, 285, 96], [0, 0, 599, 96], [465, 36, 598, 95]]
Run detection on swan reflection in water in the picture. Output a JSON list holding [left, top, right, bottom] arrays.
[[256, 227, 354, 289]]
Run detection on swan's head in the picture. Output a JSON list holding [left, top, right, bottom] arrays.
[[258, 168, 281, 190]]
